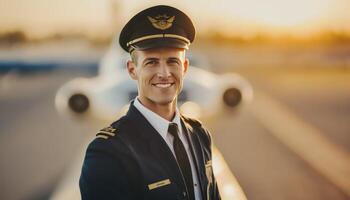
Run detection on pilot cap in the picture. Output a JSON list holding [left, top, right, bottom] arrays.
[[119, 5, 195, 52]]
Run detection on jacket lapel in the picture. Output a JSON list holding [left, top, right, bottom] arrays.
[[126, 104, 185, 190], [180, 116, 207, 198]]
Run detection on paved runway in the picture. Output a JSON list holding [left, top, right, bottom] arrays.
[[1, 49, 349, 199], [208, 92, 349, 199], [204, 46, 350, 199], [0, 72, 98, 200], [201, 44, 350, 199]]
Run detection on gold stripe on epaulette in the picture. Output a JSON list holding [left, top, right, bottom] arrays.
[[148, 179, 171, 190], [98, 131, 115, 137], [101, 126, 116, 133], [96, 135, 109, 139]]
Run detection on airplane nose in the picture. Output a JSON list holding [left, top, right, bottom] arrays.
[[68, 93, 89, 113]]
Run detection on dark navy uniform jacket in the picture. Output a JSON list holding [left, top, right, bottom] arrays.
[[79, 104, 221, 200]]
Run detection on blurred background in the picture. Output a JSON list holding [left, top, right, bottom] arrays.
[[0, 0, 349, 199]]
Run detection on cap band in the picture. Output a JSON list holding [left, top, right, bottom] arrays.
[[126, 34, 190, 47]]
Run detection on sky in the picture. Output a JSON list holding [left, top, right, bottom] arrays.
[[1, 0, 350, 38]]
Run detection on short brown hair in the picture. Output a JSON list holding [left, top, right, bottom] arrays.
[[130, 51, 138, 65]]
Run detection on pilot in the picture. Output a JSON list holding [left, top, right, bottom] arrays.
[[79, 5, 221, 200]]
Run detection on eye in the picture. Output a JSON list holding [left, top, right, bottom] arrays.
[[168, 59, 180, 66], [145, 60, 158, 66]]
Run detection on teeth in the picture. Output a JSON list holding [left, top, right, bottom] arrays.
[[154, 83, 172, 88]]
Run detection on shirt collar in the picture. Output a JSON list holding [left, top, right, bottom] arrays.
[[133, 97, 182, 140]]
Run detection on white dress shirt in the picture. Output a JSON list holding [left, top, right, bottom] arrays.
[[134, 98, 202, 200]]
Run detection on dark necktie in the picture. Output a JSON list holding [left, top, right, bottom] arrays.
[[168, 123, 195, 200]]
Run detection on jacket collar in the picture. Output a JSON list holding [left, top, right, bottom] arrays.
[[133, 98, 182, 143]]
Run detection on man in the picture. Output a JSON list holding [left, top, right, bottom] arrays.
[[79, 5, 221, 200]]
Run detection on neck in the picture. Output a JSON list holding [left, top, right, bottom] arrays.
[[138, 97, 177, 121]]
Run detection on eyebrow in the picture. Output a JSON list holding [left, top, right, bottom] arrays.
[[168, 57, 181, 62], [142, 57, 181, 64]]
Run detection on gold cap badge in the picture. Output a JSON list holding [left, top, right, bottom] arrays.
[[147, 15, 175, 30]]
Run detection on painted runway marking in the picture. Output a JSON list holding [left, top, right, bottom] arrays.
[[213, 146, 247, 200], [49, 136, 92, 200], [250, 91, 350, 196]]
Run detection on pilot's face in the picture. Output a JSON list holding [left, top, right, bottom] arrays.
[[127, 47, 188, 108]]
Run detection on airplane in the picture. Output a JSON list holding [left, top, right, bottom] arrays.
[[55, 44, 254, 123]]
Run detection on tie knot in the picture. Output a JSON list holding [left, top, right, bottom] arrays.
[[168, 123, 179, 138]]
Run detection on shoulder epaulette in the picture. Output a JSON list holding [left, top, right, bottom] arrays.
[[182, 115, 202, 127], [96, 126, 117, 139]]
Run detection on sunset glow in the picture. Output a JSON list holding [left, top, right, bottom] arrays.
[[0, 0, 349, 38], [233, 0, 329, 28]]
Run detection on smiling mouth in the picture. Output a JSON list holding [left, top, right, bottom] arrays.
[[152, 83, 175, 88]]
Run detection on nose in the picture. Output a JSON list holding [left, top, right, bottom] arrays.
[[157, 63, 171, 78]]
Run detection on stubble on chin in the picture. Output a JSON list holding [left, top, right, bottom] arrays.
[[150, 96, 176, 106]]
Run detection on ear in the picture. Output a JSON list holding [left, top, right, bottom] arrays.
[[127, 60, 138, 80], [183, 58, 189, 74]]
